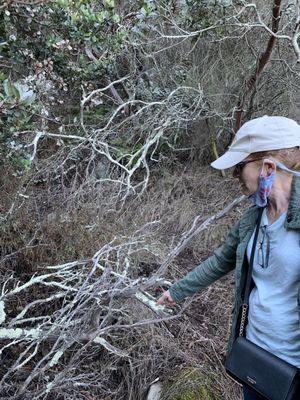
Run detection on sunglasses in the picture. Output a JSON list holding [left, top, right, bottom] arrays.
[[258, 226, 270, 269], [234, 158, 264, 175]]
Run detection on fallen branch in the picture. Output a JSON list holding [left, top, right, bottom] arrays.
[[145, 194, 247, 287]]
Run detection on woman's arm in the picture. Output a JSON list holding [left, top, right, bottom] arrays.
[[164, 220, 240, 304]]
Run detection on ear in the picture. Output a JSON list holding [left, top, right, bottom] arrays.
[[262, 159, 276, 176]]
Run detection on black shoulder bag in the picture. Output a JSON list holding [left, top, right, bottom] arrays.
[[225, 208, 300, 400]]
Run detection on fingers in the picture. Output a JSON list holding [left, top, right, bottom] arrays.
[[156, 295, 165, 306], [156, 290, 175, 306]]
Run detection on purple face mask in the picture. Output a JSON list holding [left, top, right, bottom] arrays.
[[247, 158, 300, 207], [248, 167, 276, 207]]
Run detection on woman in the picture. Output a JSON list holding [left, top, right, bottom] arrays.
[[157, 116, 300, 400]]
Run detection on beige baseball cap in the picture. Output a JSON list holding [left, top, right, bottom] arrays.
[[211, 116, 300, 170]]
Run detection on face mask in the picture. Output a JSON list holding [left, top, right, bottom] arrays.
[[248, 158, 300, 207], [248, 165, 275, 207]]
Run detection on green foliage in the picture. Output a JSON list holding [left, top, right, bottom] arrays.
[[0, 0, 248, 178], [11, 156, 31, 170], [0, 0, 170, 175], [0, 0, 128, 87], [2, 79, 36, 105], [0, 78, 36, 173]]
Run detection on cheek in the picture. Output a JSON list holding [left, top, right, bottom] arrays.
[[240, 169, 250, 183], [241, 170, 258, 187]]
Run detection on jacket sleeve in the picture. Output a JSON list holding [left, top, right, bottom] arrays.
[[169, 220, 240, 303]]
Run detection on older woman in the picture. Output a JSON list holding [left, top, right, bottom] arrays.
[[157, 116, 300, 400]]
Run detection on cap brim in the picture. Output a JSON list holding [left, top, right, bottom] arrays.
[[211, 150, 249, 169]]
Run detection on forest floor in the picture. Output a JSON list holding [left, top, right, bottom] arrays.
[[1, 161, 248, 400]]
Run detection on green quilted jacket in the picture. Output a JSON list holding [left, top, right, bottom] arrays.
[[169, 177, 300, 351]]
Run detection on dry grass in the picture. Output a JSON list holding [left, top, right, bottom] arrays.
[[0, 159, 248, 399]]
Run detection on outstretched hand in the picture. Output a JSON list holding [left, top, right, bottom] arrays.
[[156, 289, 175, 306]]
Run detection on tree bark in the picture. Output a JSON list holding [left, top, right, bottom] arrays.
[[234, 0, 282, 134]]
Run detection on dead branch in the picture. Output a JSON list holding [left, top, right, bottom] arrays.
[[234, 0, 283, 133]]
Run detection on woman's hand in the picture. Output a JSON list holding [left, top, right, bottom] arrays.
[[156, 290, 176, 306]]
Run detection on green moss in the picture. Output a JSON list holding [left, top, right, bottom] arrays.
[[162, 368, 218, 400], [170, 386, 215, 400]]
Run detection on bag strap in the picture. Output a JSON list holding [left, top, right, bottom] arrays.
[[239, 207, 264, 337]]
